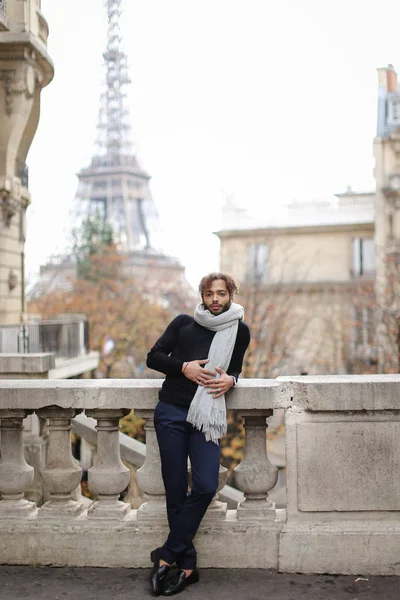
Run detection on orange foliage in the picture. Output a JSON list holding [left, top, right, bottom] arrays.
[[28, 245, 175, 379]]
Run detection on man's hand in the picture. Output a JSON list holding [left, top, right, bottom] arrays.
[[182, 359, 215, 384], [204, 367, 234, 398]]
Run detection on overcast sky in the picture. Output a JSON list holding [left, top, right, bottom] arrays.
[[26, 0, 400, 290]]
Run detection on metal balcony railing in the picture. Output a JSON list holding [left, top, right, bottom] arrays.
[[16, 160, 29, 188], [0, 318, 90, 360]]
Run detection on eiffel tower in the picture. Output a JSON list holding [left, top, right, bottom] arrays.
[[36, 0, 193, 302], [74, 0, 167, 260]]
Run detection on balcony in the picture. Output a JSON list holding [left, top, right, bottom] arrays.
[[0, 0, 8, 31], [0, 375, 400, 575], [0, 317, 99, 378], [36, 8, 49, 45]]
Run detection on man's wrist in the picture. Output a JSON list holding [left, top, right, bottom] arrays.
[[230, 375, 237, 387]]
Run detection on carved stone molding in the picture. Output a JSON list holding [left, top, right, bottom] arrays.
[[0, 60, 41, 116], [0, 69, 14, 115], [1, 193, 20, 227], [389, 130, 400, 158], [8, 270, 18, 291]]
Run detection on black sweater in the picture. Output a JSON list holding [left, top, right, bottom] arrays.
[[146, 314, 251, 407]]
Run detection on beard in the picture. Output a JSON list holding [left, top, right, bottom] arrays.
[[208, 300, 231, 315]]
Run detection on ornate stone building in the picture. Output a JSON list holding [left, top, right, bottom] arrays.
[[374, 64, 400, 372], [0, 0, 53, 324]]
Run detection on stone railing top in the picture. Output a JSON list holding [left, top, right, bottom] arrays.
[[278, 374, 400, 411], [0, 378, 281, 411], [0, 353, 55, 374], [0, 375, 400, 412]]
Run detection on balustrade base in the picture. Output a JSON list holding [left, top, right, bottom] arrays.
[[88, 498, 131, 520], [135, 497, 167, 521], [0, 498, 37, 518], [237, 498, 276, 520], [38, 499, 85, 519], [1, 512, 398, 574], [0, 510, 284, 568], [201, 500, 228, 522]]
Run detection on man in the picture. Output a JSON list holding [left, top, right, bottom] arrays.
[[146, 272, 251, 596]]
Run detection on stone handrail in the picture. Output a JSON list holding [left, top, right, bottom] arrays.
[[1, 375, 400, 574]]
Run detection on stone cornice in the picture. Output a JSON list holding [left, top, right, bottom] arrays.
[[216, 221, 375, 238], [0, 31, 54, 86]]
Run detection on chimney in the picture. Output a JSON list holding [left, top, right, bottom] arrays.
[[377, 64, 398, 92], [387, 64, 398, 93]]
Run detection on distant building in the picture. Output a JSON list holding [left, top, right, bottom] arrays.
[[218, 190, 376, 376], [217, 66, 400, 375]]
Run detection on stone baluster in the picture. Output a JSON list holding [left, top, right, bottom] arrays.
[[0, 409, 36, 517], [135, 409, 166, 520], [86, 409, 131, 519], [233, 410, 278, 520], [37, 407, 85, 518]]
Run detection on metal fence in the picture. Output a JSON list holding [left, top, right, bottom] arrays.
[[16, 160, 29, 188], [0, 318, 90, 360]]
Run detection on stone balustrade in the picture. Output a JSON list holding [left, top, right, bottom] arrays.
[[0, 375, 400, 575]]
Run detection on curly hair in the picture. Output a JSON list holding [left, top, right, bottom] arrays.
[[198, 272, 239, 298]]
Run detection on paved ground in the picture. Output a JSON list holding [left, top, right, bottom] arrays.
[[0, 567, 399, 600]]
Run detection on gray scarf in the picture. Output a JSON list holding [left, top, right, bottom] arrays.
[[186, 301, 244, 445]]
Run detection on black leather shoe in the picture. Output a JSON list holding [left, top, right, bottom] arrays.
[[162, 568, 199, 596], [150, 548, 170, 596]]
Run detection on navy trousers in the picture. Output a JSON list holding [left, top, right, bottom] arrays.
[[154, 400, 221, 569]]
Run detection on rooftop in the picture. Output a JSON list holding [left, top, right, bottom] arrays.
[[220, 190, 375, 232]]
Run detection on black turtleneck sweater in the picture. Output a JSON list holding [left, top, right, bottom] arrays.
[[146, 314, 251, 408]]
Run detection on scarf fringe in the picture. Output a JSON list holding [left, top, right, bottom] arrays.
[[187, 403, 227, 445]]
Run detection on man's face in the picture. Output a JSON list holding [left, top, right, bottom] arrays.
[[202, 279, 231, 315]]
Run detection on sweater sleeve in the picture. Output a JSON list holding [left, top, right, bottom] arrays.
[[146, 315, 187, 376], [226, 321, 251, 382]]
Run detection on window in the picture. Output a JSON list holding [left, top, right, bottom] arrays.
[[388, 97, 400, 123], [351, 307, 375, 349], [247, 242, 268, 283], [93, 180, 107, 190], [352, 238, 375, 276]]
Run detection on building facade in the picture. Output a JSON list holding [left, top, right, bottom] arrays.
[[218, 191, 376, 376], [374, 64, 400, 372], [0, 0, 53, 324], [217, 66, 400, 376]]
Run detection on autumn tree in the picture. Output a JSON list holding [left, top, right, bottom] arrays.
[[72, 210, 114, 282], [28, 214, 177, 379]]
